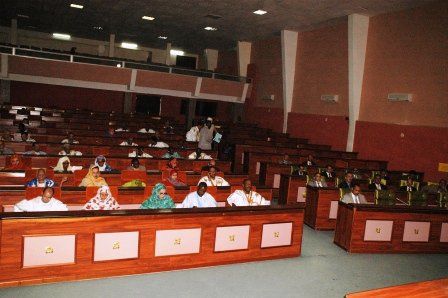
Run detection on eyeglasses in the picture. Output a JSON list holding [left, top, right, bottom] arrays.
[[159, 192, 167, 195]]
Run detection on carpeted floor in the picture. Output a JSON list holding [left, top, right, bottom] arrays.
[[1, 225, 447, 298]]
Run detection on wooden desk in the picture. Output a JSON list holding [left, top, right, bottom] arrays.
[[279, 174, 308, 204], [0, 205, 304, 288], [334, 202, 448, 253], [346, 278, 448, 297]]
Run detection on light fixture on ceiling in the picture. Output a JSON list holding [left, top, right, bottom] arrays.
[[204, 26, 217, 31], [70, 3, 84, 9], [93, 26, 103, 30], [121, 42, 138, 49], [17, 14, 29, 18], [116, 63, 122, 68], [52, 33, 71, 40], [253, 9, 267, 15], [170, 49, 184, 56], [158, 36, 168, 40], [142, 16, 155, 21]]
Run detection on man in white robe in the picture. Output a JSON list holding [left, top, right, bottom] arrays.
[[188, 148, 212, 160], [14, 187, 68, 212], [180, 182, 218, 208], [198, 166, 229, 186], [227, 179, 270, 206]]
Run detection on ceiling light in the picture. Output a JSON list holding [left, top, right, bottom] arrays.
[[158, 36, 167, 40], [93, 26, 103, 30], [52, 33, 71, 40], [253, 10, 267, 15], [204, 26, 217, 31], [170, 49, 184, 56], [116, 63, 122, 68], [142, 16, 155, 21], [70, 3, 84, 9], [121, 42, 138, 49], [17, 14, 29, 18]]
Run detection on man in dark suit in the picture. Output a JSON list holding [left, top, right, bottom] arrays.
[[400, 177, 417, 192], [321, 164, 334, 180], [304, 154, 316, 166], [369, 174, 388, 190], [338, 172, 354, 189]]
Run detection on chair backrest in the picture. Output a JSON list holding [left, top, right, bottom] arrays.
[[439, 192, 448, 208], [92, 147, 110, 156], [73, 169, 89, 185], [143, 185, 175, 199], [374, 190, 396, 206], [408, 191, 427, 206], [162, 170, 187, 182], [230, 185, 257, 193], [400, 179, 420, 190], [339, 188, 351, 199], [25, 168, 55, 181], [85, 186, 119, 200], [25, 187, 62, 199], [120, 170, 147, 183], [201, 171, 224, 177]]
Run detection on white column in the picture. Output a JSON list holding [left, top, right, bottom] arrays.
[[109, 34, 115, 58], [347, 14, 369, 151], [204, 48, 219, 71], [237, 41, 251, 77], [165, 43, 172, 65], [10, 19, 18, 45], [281, 30, 298, 133]]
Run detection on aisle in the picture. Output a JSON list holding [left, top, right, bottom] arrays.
[[1, 226, 447, 298]]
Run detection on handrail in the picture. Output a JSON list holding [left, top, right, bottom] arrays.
[[0, 44, 250, 83]]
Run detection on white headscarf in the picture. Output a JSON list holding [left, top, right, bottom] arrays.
[[94, 155, 108, 171], [54, 156, 72, 172], [95, 185, 112, 201]]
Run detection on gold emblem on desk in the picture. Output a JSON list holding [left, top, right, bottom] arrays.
[[414, 229, 419, 235], [45, 246, 54, 254], [375, 228, 381, 234], [274, 232, 280, 238], [228, 235, 235, 242], [174, 238, 181, 245], [112, 241, 120, 250]]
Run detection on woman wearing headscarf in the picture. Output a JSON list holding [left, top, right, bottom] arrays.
[[79, 165, 108, 187], [140, 183, 175, 209], [3, 154, 27, 170], [165, 157, 179, 171], [94, 155, 113, 172], [165, 169, 187, 187], [83, 185, 120, 210], [26, 168, 55, 187]]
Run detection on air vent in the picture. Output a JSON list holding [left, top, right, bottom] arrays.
[[321, 94, 339, 103], [388, 93, 412, 102], [205, 14, 222, 20]]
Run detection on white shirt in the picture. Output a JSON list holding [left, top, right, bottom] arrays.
[[138, 128, 155, 134], [198, 175, 230, 187], [188, 152, 212, 160], [14, 197, 68, 212], [179, 192, 218, 208], [120, 141, 138, 147], [58, 150, 82, 156], [61, 139, 79, 144], [115, 128, 129, 132], [375, 183, 382, 190], [128, 151, 153, 158], [186, 126, 200, 142], [351, 193, 360, 204], [148, 141, 169, 148], [227, 190, 270, 206]]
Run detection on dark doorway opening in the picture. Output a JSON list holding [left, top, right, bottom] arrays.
[[135, 95, 161, 116]]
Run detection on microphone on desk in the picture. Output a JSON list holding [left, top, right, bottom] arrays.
[[395, 197, 409, 206]]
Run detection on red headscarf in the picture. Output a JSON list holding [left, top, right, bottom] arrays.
[[4, 154, 26, 170]]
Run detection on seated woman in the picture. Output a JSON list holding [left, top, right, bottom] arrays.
[[140, 183, 175, 209], [126, 158, 146, 171], [83, 185, 120, 210], [79, 166, 108, 187], [166, 157, 179, 171], [94, 155, 113, 172], [26, 168, 55, 187], [14, 187, 68, 212], [165, 169, 187, 187], [3, 154, 27, 170]]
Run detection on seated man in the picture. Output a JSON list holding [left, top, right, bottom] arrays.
[[161, 147, 182, 159], [369, 174, 388, 190], [180, 182, 218, 208], [126, 157, 147, 171], [94, 155, 113, 172], [292, 164, 307, 176], [185, 120, 202, 142], [148, 136, 169, 148], [14, 187, 68, 212], [341, 184, 368, 204], [400, 177, 417, 192], [26, 168, 55, 187], [227, 179, 270, 206], [188, 148, 212, 160], [138, 125, 155, 134], [437, 179, 447, 193], [307, 173, 327, 188], [58, 144, 82, 156], [19, 132, 36, 143], [120, 137, 138, 147], [198, 166, 229, 186], [61, 133, 79, 144], [0, 140, 14, 155], [201, 159, 220, 172], [23, 143, 47, 156], [129, 147, 153, 158], [279, 154, 291, 165], [304, 154, 316, 166], [321, 164, 335, 179], [105, 126, 115, 137], [338, 172, 354, 189]]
